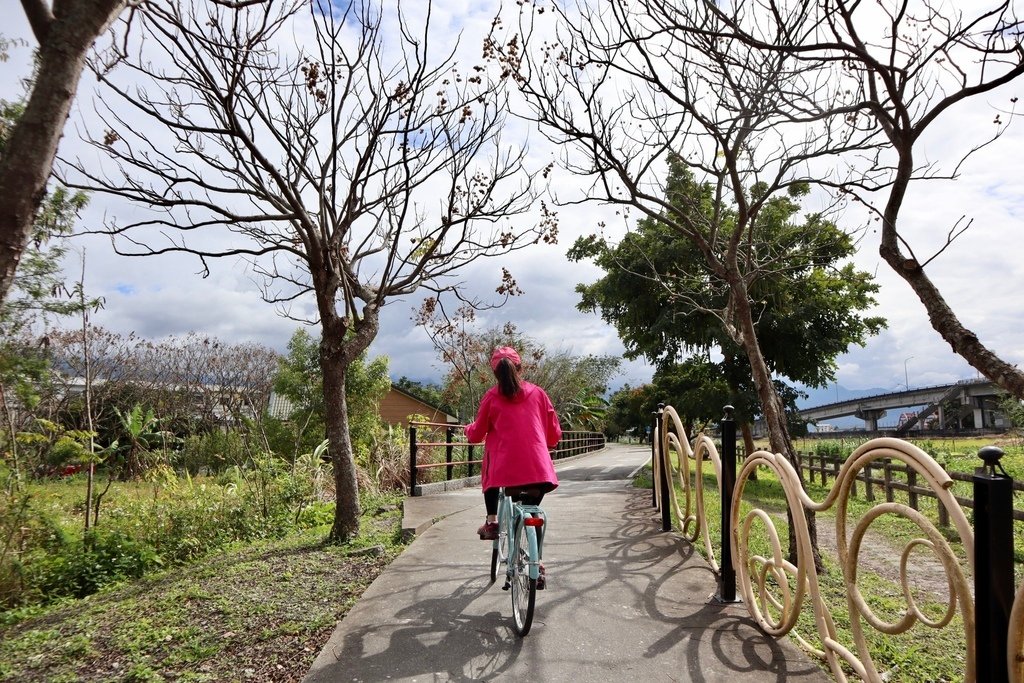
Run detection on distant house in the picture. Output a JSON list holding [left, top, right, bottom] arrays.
[[378, 386, 458, 428], [267, 385, 457, 428]]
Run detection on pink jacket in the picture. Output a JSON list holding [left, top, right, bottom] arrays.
[[465, 381, 562, 492]]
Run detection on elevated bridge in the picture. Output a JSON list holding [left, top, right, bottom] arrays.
[[797, 378, 1008, 433]]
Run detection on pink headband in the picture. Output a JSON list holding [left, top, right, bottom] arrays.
[[490, 346, 521, 371]]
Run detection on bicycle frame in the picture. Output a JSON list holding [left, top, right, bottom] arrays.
[[495, 489, 546, 583], [490, 487, 547, 636]]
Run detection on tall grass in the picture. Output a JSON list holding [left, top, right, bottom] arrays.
[[1, 452, 336, 613]]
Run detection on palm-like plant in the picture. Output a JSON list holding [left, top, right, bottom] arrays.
[[562, 392, 609, 432], [112, 404, 159, 480]]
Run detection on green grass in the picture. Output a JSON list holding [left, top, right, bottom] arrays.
[[0, 493, 407, 682]]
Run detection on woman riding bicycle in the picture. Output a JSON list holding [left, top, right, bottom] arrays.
[[465, 346, 562, 541]]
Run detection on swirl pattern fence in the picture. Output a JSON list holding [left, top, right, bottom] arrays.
[[650, 404, 1018, 682]]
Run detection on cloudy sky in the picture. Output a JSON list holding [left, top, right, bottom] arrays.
[[3, 0, 1024, 407]]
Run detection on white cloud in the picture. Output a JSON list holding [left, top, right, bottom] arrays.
[[3, 2, 1023, 404]]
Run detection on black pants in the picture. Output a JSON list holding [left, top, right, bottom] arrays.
[[484, 486, 546, 515]]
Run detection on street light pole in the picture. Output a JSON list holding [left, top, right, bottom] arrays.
[[904, 355, 914, 391]]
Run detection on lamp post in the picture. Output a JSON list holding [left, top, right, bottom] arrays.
[[904, 356, 914, 391]]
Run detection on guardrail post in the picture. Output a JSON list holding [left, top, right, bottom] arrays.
[[717, 405, 738, 603], [974, 445, 1012, 683], [467, 444, 474, 478], [409, 426, 419, 496], [445, 426, 454, 481], [657, 403, 671, 532]]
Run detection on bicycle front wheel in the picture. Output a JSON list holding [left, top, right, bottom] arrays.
[[497, 494, 511, 565], [490, 543, 499, 583], [510, 519, 537, 636]]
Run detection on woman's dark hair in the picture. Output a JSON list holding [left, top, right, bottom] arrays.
[[494, 357, 522, 399]]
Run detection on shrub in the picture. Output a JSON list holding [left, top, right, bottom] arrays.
[[813, 440, 855, 459], [177, 430, 246, 474], [364, 425, 409, 491], [0, 492, 70, 608], [1, 440, 340, 611], [24, 529, 161, 602]]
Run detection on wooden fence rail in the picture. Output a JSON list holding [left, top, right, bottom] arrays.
[[408, 422, 606, 495], [738, 447, 1024, 526]]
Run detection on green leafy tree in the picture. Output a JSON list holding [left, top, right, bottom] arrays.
[[423, 316, 619, 429], [393, 378, 451, 416], [270, 329, 325, 459], [604, 384, 657, 442], [570, 161, 885, 441], [270, 329, 390, 474], [528, 350, 620, 430], [561, 393, 609, 432]]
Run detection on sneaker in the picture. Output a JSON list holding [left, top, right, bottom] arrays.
[[477, 522, 498, 540], [536, 563, 546, 590]]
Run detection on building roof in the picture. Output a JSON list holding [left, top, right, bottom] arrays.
[[266, 384, 457, 423]]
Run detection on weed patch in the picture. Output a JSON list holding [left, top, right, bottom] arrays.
[[0, 492, 407, 681]]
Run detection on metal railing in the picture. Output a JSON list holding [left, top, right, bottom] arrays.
[[407, 421, 606, 496], [650, 402, 1017, 682]]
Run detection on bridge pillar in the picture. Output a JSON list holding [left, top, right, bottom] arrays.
[[855, 408, 886, 431]]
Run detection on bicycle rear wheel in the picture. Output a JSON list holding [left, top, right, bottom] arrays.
[[510, 519, 537, 636]]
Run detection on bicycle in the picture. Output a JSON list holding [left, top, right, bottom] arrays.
[[489, 486, 547, 636]]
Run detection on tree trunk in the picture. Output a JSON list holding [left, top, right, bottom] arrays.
[[322, 341, 361, 543], [740, 422, 757, 481], [731, 278, 822, 570], [319, 299, 381, 543], [877, 142, 1024, 400], [732, 291, 791, 457], [879, 240, 1024, 399], [740, 422, 755, 457], [0, 0, 125, 304]]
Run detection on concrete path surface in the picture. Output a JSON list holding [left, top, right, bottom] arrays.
[[304, 443, 830, 682]]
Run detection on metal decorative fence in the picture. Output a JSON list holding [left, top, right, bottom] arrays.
[[650, 403, 1020, 683], [407, 421, 606, 496]]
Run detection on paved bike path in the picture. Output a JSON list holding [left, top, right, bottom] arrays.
[[304, 443, 829, 682]]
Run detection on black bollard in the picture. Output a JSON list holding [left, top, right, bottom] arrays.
[[974, 445, 1012, 683], [445, 426, 454, 481], [409, 426, 418, 496], [651, 409, 658, 508], [718, 405, 739, 603], [657, 403, 671, 532]]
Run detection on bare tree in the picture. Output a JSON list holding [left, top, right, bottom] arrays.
[[185, 337, 279, 428], [696, 0, 1024, 396], [41, 326, 279, 441], [64, 0, 551, 541], [489, 1, 877, 466], [0, 0, 128, 305]]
